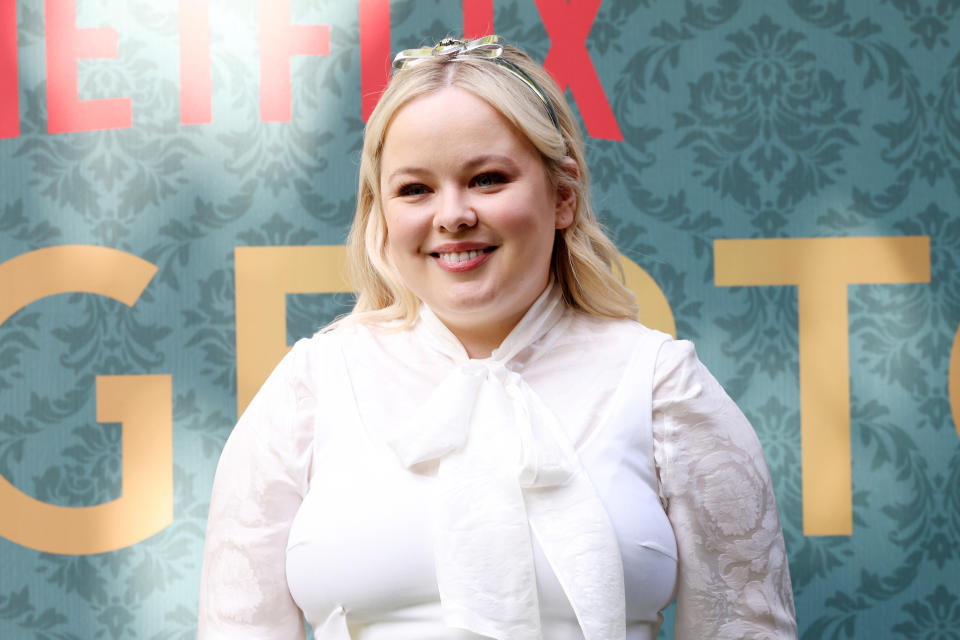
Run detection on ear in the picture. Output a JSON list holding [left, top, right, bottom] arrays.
[[554, 156, 579, 230]]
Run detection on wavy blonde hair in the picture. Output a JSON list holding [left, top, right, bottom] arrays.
[[342, 41, 637, 327]]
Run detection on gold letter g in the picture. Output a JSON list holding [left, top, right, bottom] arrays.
[[0, 245, 171, 554]]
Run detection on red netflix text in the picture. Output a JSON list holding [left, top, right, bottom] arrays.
[[0, 0, 622, 140]]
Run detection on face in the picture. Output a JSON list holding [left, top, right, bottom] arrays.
[[379, 86, 574, 354]]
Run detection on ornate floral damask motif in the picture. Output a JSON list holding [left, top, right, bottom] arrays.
[[31, 464, 208, 640], [212, 12, 360, 226], [2, 291, 171, 510], [946, 449, 960, 558], [0, 587, 82, 639], [13, 72, 200, 240], [895, 203, 960, 339], [893, 584, 960, 639], [175, 389, 236, 461], [594, 0, 738, 241], [184, 268, 237, 394], [178, 211, 327, 397], [0, 415, 41, 488], [713, 286, 800, 396], [603, 214, 704, 340], [787, 0, 960, 219], [53, 294, 170, 376], [235, 211, 320, 247], [884, 0, 960, 50], [800, 392, 953, 637], [675, 15, 860, 229], [0, 305, 41, 394], [2, 2, 960, 638], [617, 0, 743, 96], [856, 51, 960, 212], [286, 292, 354, 344], [143, 198, 249, 293], [854, 401, 935, 549], [0, 199, 60, 248], [218, 120, 333, 204], [850, 281, 931, 395], [923, 464, 959, 570], [32, 421, 122, 507], [846, 203, 960, 450]]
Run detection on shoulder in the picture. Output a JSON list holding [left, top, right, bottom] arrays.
[[265, 327, 360, 402], [652, 338, 702, 391], [539, 313, 678, 387], [297, 317, 398, 360], [285, 328, 343, 373], [650, 338, 765, 462], [563, 311, 673, 353]]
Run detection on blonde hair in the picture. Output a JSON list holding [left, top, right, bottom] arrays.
[[342, 41, 637, 327]]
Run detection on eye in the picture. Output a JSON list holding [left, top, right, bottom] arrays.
[[398, 183, 430, 197], [471, 172, 506, 188]]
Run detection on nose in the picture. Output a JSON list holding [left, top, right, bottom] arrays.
[[434, 188, 477, 233]]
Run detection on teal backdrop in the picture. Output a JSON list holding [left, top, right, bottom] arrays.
[[1, 0, 959, 637]]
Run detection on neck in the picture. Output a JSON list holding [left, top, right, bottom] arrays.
[[424, 279, 556, 359], [440, 307, 528, 359]]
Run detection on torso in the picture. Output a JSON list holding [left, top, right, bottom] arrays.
[[284, 312, 678, 638]]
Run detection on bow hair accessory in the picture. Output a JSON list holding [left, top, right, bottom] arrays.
[[391, 35, 561, 130]]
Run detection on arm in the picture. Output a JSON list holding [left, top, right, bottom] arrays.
[[198, 340, 317, 639], [652, 340, 797, 639]]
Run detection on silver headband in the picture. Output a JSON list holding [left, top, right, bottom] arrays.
[[391, 35, 561, 131]]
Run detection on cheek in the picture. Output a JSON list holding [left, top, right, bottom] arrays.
[[383, 207, 423, 255], [496, 205, 558, 246], [380, 211, 402, 264]]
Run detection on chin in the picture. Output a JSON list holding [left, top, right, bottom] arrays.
[[423, 287, 499, 318], [440, 293, 501, 316], [439, 278, 500, 303]]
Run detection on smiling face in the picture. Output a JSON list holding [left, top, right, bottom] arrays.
[[380, 86, 574, 357]]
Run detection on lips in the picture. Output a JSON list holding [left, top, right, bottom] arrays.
[[428, 244, 497, 273], [437, 249, 487, 263]]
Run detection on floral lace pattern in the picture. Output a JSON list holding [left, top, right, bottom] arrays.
[[653, 341, 797, 639], [198, 345, 316, 639]]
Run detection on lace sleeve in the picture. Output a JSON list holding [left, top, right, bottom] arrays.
[[198, 340, 317, 638], [652, 340, 797, 639]]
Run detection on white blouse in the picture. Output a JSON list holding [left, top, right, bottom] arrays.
[[198, 285, 797, 639]]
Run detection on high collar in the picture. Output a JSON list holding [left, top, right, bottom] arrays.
[[415, 279, 567, 366], [379, 279, 626, 640]]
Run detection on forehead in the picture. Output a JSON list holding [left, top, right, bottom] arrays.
[[380, 86, 538, 168]]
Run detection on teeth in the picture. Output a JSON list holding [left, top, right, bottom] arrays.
[[438, 249, 483, 263]]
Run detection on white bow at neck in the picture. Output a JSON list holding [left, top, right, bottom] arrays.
[[382, 283, 627, 640]]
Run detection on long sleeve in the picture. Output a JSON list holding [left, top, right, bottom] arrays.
[[198, 340, 317, 639], [652, 340, 797, 639]]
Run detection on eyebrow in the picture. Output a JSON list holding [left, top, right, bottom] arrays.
[[463, 154, 519, 171], [384, 154, 521, 184]]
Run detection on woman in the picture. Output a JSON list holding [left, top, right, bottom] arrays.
[[199, 36, 797, 640]]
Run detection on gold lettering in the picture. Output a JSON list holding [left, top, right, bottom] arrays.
[[235, 246, 351, 415], [950, 324, 960, 441], [620, 254, 676, 337], [715, 236, 930, 536], [0, 245, 171, 554]]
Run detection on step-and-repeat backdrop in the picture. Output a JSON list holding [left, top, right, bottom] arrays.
[[1, 1, 958, 637]]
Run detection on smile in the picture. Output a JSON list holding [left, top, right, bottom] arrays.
[[437, 249, 485, 263], [430, 246, 496, 273]]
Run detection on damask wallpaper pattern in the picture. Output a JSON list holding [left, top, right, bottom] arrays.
[[0, 1, 958, 638]]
